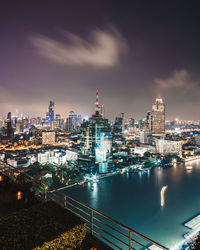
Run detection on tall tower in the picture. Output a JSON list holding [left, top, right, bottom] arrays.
[[66, 111, 77, 132], [150, 98, 165, 134], [48, 101, 54, 129], [79, 90, 112, 174], [5, 112, 12, 138], [95, 89, 100, 116]]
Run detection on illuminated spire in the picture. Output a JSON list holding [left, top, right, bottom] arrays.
[[95, 89, 99, 115]]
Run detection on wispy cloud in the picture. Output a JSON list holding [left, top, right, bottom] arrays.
[[30, 27, 128, 68], [154, 69, 191, 89]]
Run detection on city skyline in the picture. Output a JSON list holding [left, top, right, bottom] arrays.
[[2, 2, 200, 249], [1, 1, 200, 120]]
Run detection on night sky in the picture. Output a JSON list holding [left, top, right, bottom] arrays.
[[1, 0, 200, 120]]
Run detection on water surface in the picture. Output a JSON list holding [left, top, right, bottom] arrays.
[[64, 161, 200, 248]]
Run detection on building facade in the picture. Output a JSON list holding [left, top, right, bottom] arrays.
[[149, 98, 165, 134], [156, 139, 182, 157], [79, 90, 112, 173]]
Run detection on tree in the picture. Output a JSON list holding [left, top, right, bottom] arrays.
[[144, 152, 151, 158], [189, 234, 200, 249]]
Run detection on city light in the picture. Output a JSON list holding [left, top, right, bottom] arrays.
[[17, 191, 22, 200], [1, 3, 200, 248]]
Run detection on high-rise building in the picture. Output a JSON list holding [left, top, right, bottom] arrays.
[[76, 115, 82, 127], [5, 112, 13, 138], [66, 111, 77, 132], [79, 90, 112, 173], [66, 117, 73, 132], [55, 114, 64, 129], [146, 111, 151, 128], [113, 117, 123, 137], [149, 98, 165, 134], [128, 118, 135, 135], [48, 101, 54, 129], [16, 122, 24, 133]]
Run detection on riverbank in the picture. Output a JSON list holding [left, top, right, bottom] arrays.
[[183, 156, 200, 162], [54, 156, 200, 193]]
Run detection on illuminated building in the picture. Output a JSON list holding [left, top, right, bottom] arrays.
[[16, 122, 24, 133], [66, 111, 77, 132], [48, 101, 54, 129], [79, 90, 112, 173], [38, 149, 67, 165], [140, 129, 150, 144], [55, 114, 60, 129], [113, 117, 123, 137], [128, 118, 135, 134], [55, 114, 64, 129], [138, 118, 146, 130], [99, 104, 105, 118], [0, 118, 4, 128], [146, 111, 151, 128], [66, 117, 73, 132], [42, 131, 55, 145], [76, 115, 83, 127], [149, 98, 165, 134], [156, 139, 182, 157], [5, 112, 13, 138]]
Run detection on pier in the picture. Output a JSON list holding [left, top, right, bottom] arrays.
[[184, 214, 200, 229]]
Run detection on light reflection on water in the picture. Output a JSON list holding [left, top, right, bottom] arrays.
[[65, 162, 200, 248]]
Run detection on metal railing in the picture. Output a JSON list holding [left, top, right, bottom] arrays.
[[0, 161, 168, 250]]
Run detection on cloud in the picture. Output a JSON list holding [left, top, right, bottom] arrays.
[[154, 69, 191, 89], [30, 27, 128, 68]]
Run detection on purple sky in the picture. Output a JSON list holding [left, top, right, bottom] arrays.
[[1, 0, 200, 120]]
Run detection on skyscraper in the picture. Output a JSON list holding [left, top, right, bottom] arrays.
[[5, 112, 13, 138], [66, 111, 77, 132], [48, 101, 54, 129], [149, 98, 165, 134], [79, 90, 112, 173], [128, 118, 135, 135], [113, 117, 123, 137]]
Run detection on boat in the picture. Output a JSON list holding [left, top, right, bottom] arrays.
[[186, 166, 193, 170]]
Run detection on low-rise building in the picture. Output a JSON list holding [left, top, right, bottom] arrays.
[[156, 139, 182, 157]]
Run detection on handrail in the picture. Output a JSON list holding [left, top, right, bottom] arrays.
[[0, 161, 168, 250], [62, 190, 167, 249]]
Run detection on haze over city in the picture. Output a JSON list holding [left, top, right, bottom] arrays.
[[1, 0, 200, 120]]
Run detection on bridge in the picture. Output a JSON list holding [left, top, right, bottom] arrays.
[[0, 160, 168, 250]]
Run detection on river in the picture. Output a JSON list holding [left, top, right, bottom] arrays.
[[63, 160, 200, 249]]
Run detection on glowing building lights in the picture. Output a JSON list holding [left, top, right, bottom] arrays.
[[17, 191, 22, 200], [42, 131, 56, 145]]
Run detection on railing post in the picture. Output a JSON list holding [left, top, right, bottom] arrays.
[[129, 231, 132, 250], [64, 196, 67, 208], [90, 210, 93, 235], [44, 189, 47, 200]]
